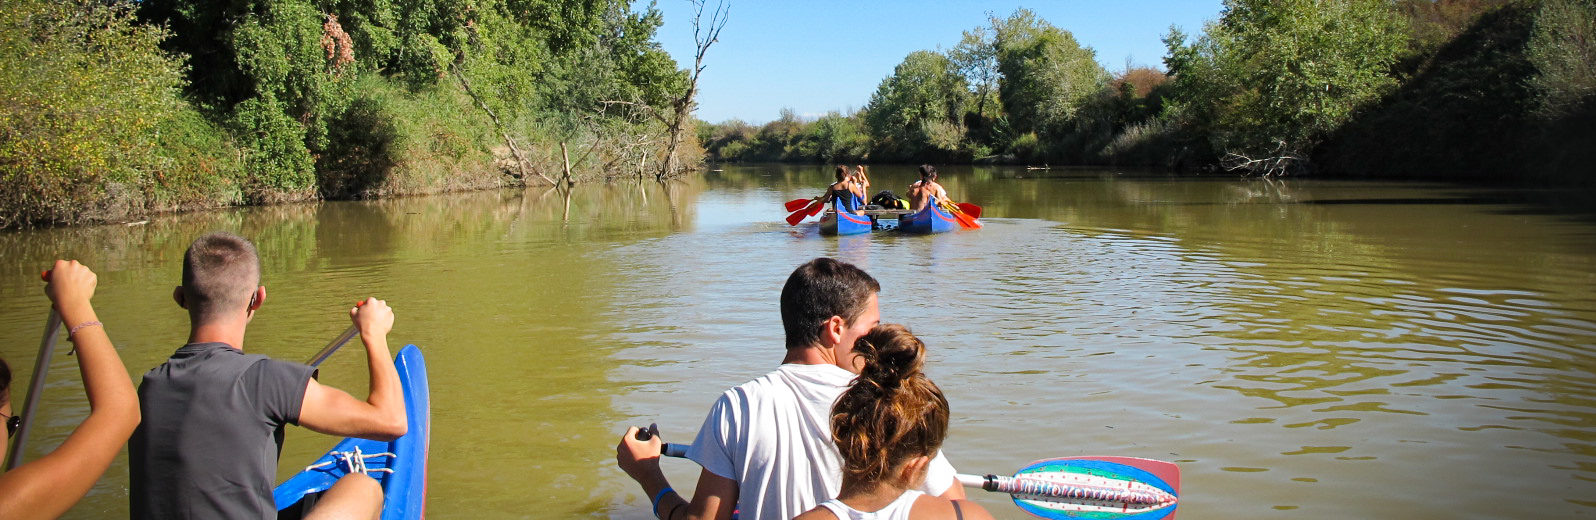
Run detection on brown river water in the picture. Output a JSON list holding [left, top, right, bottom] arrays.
[[2, 164, 1594, 519]]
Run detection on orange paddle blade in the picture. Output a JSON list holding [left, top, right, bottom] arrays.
[[942, 201, 980, 229], [785, 198, 815, 212], [955, 211, 981, 229], [957, 203, 982, 219]]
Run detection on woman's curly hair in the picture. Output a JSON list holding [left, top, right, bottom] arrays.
[[831, 324, 949, 485]]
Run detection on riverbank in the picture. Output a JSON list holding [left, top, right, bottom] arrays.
[[0, 0, 702, 230]]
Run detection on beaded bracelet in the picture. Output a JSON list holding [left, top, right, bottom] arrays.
[[68, 320, 102, 339], [66, 320, 102, 354]]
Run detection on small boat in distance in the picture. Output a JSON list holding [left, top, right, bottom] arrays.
[[819, 209, 873, 235]]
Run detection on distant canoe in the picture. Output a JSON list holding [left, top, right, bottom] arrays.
[[898, 202, 958, 234], [819, 209, 872, 235]]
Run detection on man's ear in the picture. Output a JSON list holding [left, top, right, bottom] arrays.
[[249, 286, 266, 311], [173, 286, 186, 309], [821, 315, 846, 347]]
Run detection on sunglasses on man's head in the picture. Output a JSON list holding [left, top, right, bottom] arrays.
[[2, 412, 18, 436]]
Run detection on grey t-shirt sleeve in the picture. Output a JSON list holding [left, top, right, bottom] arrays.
[[246, 358, 316, 425]]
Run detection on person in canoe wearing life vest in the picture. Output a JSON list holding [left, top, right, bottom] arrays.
[[905, 165, 949, 211], [795, 324, 994, 520], [616, 258, 967, 520], [0, 260, 141, 520], [129, 232, 405, 520], [822, 166, 868, 215]]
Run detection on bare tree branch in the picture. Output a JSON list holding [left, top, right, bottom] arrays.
[[1221, 140, 1307, 177]]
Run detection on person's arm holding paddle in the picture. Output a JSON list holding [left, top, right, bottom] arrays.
[[297, 298, 407, 441], [0, 260, 139, 520], [618, 426, 739, 520]]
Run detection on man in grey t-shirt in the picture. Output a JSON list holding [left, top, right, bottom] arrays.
[[130, 232, 409, 519]]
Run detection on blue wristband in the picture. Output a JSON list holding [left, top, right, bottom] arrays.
[[652, 486, 675, 517]]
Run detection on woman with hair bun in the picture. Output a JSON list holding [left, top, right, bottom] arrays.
[[794, 324, 992, 520]]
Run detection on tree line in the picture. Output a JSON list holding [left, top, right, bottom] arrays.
[[1, 0, 707, 228], [700, 0, 1594, 185]]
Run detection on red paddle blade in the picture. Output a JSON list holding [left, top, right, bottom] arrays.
[[957, 203, 983, 219], [785, 198, 814, 212], [786, 200, 821, 226]]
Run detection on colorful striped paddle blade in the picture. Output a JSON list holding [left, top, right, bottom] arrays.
[[1004, 457, 1179, 520]]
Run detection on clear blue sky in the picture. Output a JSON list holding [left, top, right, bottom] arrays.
[[646, 1, 1224, 124]]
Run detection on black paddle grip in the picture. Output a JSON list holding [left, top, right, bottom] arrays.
[[634, 422, 660, 441]]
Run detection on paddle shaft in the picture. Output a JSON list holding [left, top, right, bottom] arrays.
[[637, 437, 1174, 504], [306, 325, 360, 368], [305, 300, 368, 368], [6, 309, 63, 470]]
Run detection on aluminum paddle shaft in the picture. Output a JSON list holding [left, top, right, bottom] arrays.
[[6, 309, 62, 470]]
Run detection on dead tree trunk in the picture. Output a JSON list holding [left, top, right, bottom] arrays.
[[657, 0, 728, 181], [453, 68, 557, 186]]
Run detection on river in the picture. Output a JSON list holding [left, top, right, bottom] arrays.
[[2, 164, 1594, 519]]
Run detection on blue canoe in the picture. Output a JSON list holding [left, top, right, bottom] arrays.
[[819, 209, 873, 235], [898, 202, 958, 234], [274, 344, 430, 520]]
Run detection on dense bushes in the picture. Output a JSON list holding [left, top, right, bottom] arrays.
[[0, 0, 231, 227], [1, 0, 695, 228]]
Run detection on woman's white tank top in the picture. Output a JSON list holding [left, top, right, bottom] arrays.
[[816, 490, 925, 520]]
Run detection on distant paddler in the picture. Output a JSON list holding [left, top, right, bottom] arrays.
[[906, 164, 950, 211], [824, 165, 868, 216]]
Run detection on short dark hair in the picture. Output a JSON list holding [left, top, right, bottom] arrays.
[[0, 356, 10, 404], [780, 258, 880, 349], [918, 164, 937, 180], [181, 232, 261, 323]]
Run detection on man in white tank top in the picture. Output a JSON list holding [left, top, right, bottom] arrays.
[[617, 259, 965, 520]]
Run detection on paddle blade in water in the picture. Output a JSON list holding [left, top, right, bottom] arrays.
[[785, 198, 814, 212], [957, 203, 983, 219], [786, 201, 820, 226], [944, 203, 981, 229], [999, 457, 1179, 520]]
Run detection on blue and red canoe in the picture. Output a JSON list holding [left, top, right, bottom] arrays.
[[819, 209, 874, 235], [898, 201, 959, 234], [274, 344, 430, 520]]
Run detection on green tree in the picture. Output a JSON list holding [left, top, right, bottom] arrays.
[[1526, 0, 1596, 117], [0, 0, 191, 226], [991, 9, 1109, 141], [948, 25, 1001, 120], [863, 50, 970, 159], [1166, 0, 1408, 173]]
